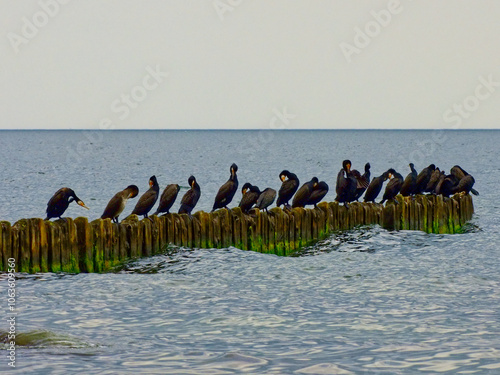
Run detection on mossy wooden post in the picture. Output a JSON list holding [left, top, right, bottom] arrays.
[[219, 209, 232, 249], [142, 219, 152, 257], [211, 212, 221, 248], [287, 210, 295, 254], [292, 208, 302, 249], [30, 219, 47, 273], [46, 221, 61, 272], [266, 210, 276, 254], [1, 221, 12, 272], [62, 218, 79, 273], [301, 208, 312, 246], [272, 208, 285, 256], [383, 202, 396, 231], [102, 219, 113, 270], [15, 219, 30, 273], [119, 223, 130, 260], [194, 211, 208, 248], [91, 219, 105, 272], [248, 210, 260, 252], [240, 212, 249, 251], [180, 214, 192, 248], [230, 208, 242, 250], [191, 214, 202, 249], [75, 217, 94, 273], [150, 215, 161, 254]]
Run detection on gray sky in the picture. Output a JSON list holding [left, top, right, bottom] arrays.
[[1, 0, 499, 129]]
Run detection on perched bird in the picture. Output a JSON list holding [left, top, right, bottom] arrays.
[[450, 165, 479, 195], [306, 181, 329, 208], [255, 188, 277, 212], [131, 176, 159, 220], [239, 183, 261, 214], [400, 163, 418, 198], [101, 185, 139, 223], [380, 169, 404, 204], [154, 184, 180, 215], [414, 164, 436, 195], [435, 174, 459, 198], [212, 163, 238, 212], [45, 187, 89, 220], [352, 163, 371, 201], [179, 176, 201, 216], [292, 177, 319, 208], [424, 168, 442, 194], [276, 170, 300, 209], [364, 171, 390, 203], [335, 160, 357, 207]]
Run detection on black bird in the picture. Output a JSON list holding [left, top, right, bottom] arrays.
[[450, 165, 479, 195], [292, 177, 319, 208], [363, 171, 390, 203], [400, 163, 418, 198], [45, 187, 89, 220], [380, 169, 404, 204], [239, 183, 261, 214], [276, 170, 300, 209], [414, 164, 436, 195], [131, 175, 159, 220], [424, 168, 442, 194], [306, 181, 329, 208], [212, 163, 238, 212], [154, 184, 180, 215], [101, 185, 139, 223], [435, 174, 459, 198], [179, 176, 201, 215], [352, 163, 371, 201], [335, 160, 357, 207], [255, 188, 277, 212]]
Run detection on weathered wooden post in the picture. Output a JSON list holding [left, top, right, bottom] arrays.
[[75, 217, 93, 273]]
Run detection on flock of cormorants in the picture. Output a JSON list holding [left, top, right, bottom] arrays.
[[44, 161, 478, 222]]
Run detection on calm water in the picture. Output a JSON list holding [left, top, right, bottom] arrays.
[[1, 130, 500, 374]]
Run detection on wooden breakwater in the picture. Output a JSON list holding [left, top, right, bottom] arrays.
[[0, 194, 474, 273]]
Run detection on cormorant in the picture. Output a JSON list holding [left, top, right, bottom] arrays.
[[212, 163, 238, 212], [414, 164, 436, 195], [380, 169, 404, 204], [306, 181, 329, 208], [353, 163, 371, 200], [255, 188, 277, 212], [239, 183, 261, 214], [435, 174, 458, 198], [276, 170, 299, 209], [154, 184, 180, 215], [335, 160, 357, 207], [45, 187, 89, 220], [424, 168, 442, 194], [131, 175, 159, 220], [179, 176, 201, 215], [363, 171, 390, 203], [101, 185, 139, 223], [450, 165, 479, 195], [400, 163, 418, 198], [292, 177, 319, 208]]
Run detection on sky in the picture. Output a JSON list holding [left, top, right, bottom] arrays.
[[1, 0, 499, 130]]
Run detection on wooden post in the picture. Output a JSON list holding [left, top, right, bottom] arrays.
[[91, 219, 105, 272], [75, 217, 93, 273], [0, 222, 12, 272]]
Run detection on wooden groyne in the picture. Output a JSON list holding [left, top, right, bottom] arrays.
[[0, 194, 474, 273]]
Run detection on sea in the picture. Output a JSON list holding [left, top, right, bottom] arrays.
[[0, 129, 499, 374]]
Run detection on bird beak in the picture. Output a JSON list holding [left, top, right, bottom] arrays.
[[191, 180, 195, 188], [388, 173, 393, 179], [314, 182, 318, 188], [78, 201, 89, 210], [280, 175, 286, 182], [347, 164, 351, 171], [243, 188, 248, 194], [149, 180, 153, 188]]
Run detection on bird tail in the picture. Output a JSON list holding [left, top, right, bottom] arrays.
[[471, 188, 479, 196]]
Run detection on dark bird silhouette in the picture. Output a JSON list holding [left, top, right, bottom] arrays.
[[414, 164, 436, 195], [239, 183, 261, 214], [352, 163, 371, 201], [450, 165, 479, 195], [380, 169, 404, 204], [154, 184, 180, 215], [435, 174, 459, 198], [131, 175, 159, 220], [306, 181, 329, 208], [255, 188, 276, 212], [292, 177, 319, 208], [101, 185, 139, 223], [179, 176, 201, 215], [212, 163, 238, 212], [45, 187, 89, 220], [335, 160, 357, 207], [425, 168, 442, 194], [400, 163, 418, 197], [364, 171, 390, 203], [276, 170, 299, 209]]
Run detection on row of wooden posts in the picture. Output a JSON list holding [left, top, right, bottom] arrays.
[[0, 194, 474, 273]]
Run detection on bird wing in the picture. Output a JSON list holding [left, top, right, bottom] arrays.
[[214, 180, 236, 205], [102, 191, 125, 218], [336, 169, 347, 195], [132, 188, 158, 215]]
